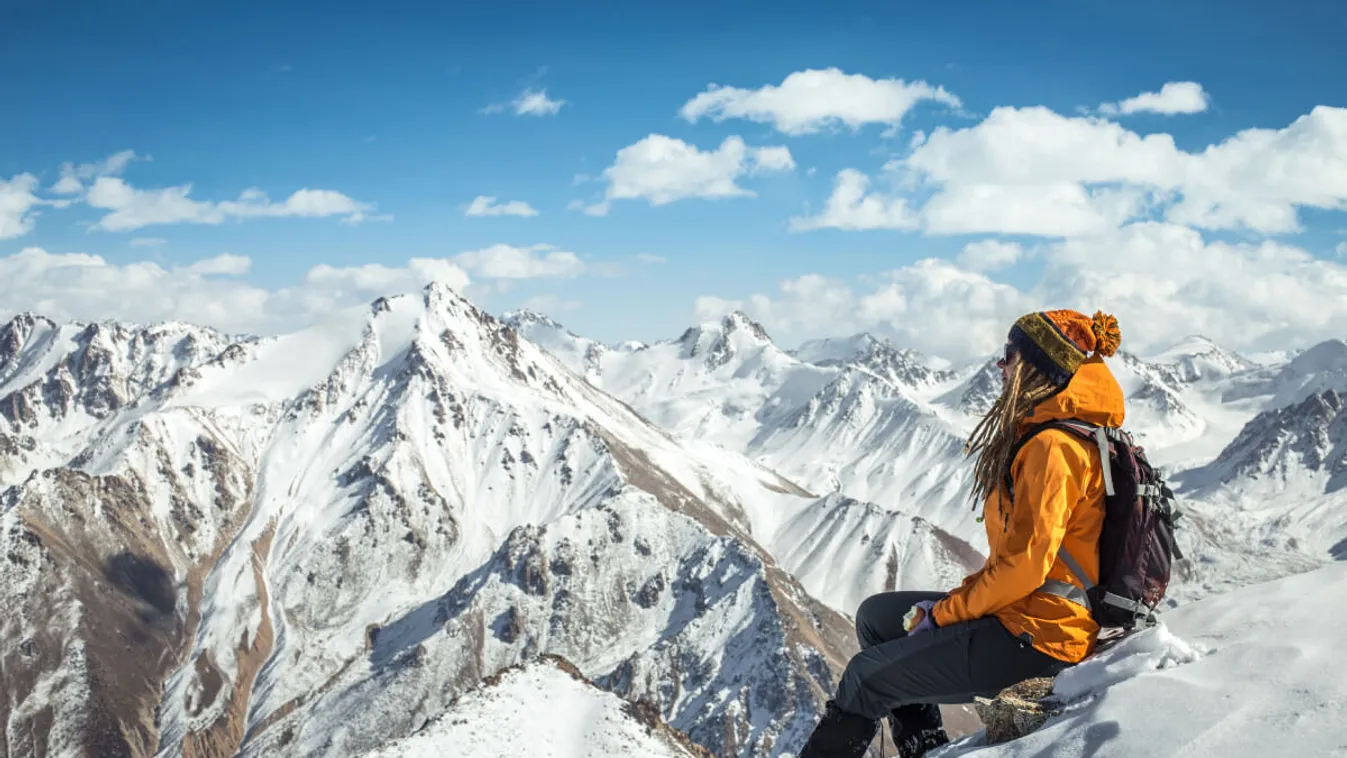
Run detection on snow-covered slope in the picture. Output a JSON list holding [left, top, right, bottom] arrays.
[[1222, 338, 1347, 409], [0, 287, 880, 758], [792, 333, 956, 391], [501, 308, 611, 385], [360, 656, 712, 758], [1147, 335, 1259, 387], [524, 313, 983, 542], [938, 561, 1347, 758]]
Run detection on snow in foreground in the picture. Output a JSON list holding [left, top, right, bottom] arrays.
[[940, 562, 1347, 757], [360, 657, 706, 758]]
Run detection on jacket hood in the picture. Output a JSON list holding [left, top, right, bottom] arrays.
[[1021, 355, 1125, 428]]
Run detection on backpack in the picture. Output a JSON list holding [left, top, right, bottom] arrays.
[[1004, 419, 1184, 632]]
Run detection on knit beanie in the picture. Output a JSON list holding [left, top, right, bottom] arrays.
[[1007, 309, 1122, 386]]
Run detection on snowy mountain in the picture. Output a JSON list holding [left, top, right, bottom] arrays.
[[360, 655, 713, 758], [1146, 335, 1260, 387], [792, 333, 956, 391], [512, 313, 985, 542], [501, 308, 612, 385], [1222, 338, 1347, 409], [5, 288, 1345, 758], [0, 286, 900, 758]]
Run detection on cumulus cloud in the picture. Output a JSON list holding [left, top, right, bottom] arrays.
[[1, 174, 43, 239], [452, 243, 585, 278], [788, 169, 919, 231], [680, 67, 961, 136], [86, 178, 380, 231], [53, 149, 141, 194], [695, 223, 1347, 361], [304, 258, 470, 296], [0, 150, 383, 238], [0, 247, 472, 336], [957, 240, 1023, 272], [1099, 81, 1210, 116], [799, 103, 1347, 237], [583, 134, 794, 216], [464, 195, 539, 217], [920, 182, 1151, 237], [185, 253, 251, 276]]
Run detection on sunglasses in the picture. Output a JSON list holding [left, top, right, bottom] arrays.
[[998, 344, 1018, 366]]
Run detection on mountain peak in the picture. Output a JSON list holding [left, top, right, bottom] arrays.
[[672, 311, 777, 369], [1287, 338, 1347, 374], [501, 308, 564, 332], [792, 333, 884, 366], [719, 310, 771, 342], [792, 333, 949, 390]]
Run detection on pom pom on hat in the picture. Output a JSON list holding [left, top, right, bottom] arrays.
[[1091, 311, 1121, 357]]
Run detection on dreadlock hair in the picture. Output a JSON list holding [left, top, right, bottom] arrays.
[[964, 354, 1064, 509]]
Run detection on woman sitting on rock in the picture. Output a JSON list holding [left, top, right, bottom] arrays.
[[796, 309, 1125, 758]]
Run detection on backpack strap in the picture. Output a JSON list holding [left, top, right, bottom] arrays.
[[1002, 418, 1116, 613], [1002, 418, 1104, 502], [1039, 548, 1095, 610]]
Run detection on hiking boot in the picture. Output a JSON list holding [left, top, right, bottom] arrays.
[[892, 727, 950, 758], [797, 700, 877, 758], [886, 705, 949, 758]]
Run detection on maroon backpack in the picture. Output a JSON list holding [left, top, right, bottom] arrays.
[[1005, 419, 1184, 631]]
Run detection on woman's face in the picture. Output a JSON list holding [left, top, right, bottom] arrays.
[[997, 344, 1019, 384]]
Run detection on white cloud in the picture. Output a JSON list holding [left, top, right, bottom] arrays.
[[680, 67, 961, 136], [464, 195, 540, 217], [1337, 241, 1347, 257], [305, 258, 470, 296], [86, 177, 379, 231], [512, 88, 565, 116], [0, 247, 474, 337], [483, 87, 566, 116], [585, 134, 794, 215], [751, 146, 797, 174], [1100, 81, 1210, 116], [697, 265, 1030, 360], [957, 240, 1023, 272], [185, 253, 251, 276], [694, 222, 1347, 361], [839, 103, 1347, 237], [789, 169, 918, 231], [1, 174, 42, 239], [920, 182, 1150, 236], [633, 253, 667, 264], [53, 149, 140, 195], [452, 243, 584, 278], [129, 237, 167, 248]]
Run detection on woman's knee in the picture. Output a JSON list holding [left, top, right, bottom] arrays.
[[854, 594, 884, 643], [855, 592, 908, 646]]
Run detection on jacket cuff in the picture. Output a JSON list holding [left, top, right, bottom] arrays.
[[931, 596, 961, 627]]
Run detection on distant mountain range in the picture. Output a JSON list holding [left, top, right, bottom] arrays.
[[2, 287, 1342, 757]]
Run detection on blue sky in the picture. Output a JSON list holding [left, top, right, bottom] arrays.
[[3, 1, 1346, 359]]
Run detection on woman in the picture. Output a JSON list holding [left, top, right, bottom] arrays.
[[796, 309, 1125, 758]]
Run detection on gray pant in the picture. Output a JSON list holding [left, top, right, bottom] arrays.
[[835, 591, 1071, 723]]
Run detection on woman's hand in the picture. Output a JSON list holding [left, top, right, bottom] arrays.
[[904, 600, 939, 635]]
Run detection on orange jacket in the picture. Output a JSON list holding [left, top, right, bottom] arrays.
[[931, 356, 1125, 663]]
